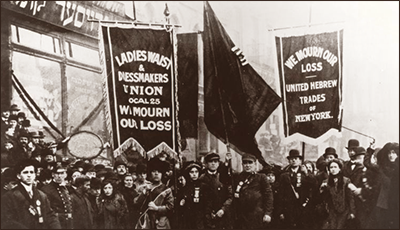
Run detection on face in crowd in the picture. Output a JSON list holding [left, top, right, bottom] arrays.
[[206, 159, 219, 172], [325, 154, 336, 162], [266, 173, 275, 184], [123, 175, 134, 188], [188, 167, 200, 181], [329, 161, 341, 176], [103, 182, 113, 197], [150, 170, 163, 183], [53, 168, 67, 184], [242, 159, 256, 173], [289, 156, 302, 167], [17, 165, 36, 186], [388, 150, 398, 162], [116, 165, 127, 175]]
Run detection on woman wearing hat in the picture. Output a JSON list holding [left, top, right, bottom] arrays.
[[319, 158, 356, 229], [134, 157, 174, 229], [362, 142, 399, 229], [176, 161, 205, 229]]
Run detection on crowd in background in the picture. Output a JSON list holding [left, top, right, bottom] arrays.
[[1, 103, 398, 229]]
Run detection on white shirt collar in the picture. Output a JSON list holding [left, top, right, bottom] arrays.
[[20, 182, 33, 195], [208, 170, 217, 175]]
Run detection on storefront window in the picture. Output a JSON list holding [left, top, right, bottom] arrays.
[[66, 41, 100, 66], [11, 24, 61, 55], [66, 65, 105, 138], [11, 52, 62, 139]]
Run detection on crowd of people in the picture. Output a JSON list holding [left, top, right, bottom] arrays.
[[1, 104, 399, 229]]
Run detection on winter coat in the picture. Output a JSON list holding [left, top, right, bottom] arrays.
[[40, 181, 74, 229], [135, 183, 174, 229], [199, 171, 233, 229], [176, 179, 206, 229], [71, 189, 94, 229], [96, 192, 128, 229], [276, 168, 314, 229], [232, 171, 273, 229], [320, 176, 355, 229], [1, 183, 61, 229]]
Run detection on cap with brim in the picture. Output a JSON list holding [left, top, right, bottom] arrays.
[[242, 153, 256, 162], [204, 152, 220, 162]]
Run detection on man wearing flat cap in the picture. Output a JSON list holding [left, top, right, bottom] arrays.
[[199, 152, 233, 229], [276, 149, 314, 229], [232, 153, 273, 229]]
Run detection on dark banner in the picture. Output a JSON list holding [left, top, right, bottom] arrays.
[[100, 26, 177, 154], [204, 2, 281, 166], [177, 33, 198, 139], [276, 30, 343, 138]]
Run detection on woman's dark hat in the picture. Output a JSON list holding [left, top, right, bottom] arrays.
[[147, 157, 169, 174]]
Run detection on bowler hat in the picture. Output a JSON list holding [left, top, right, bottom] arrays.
[[242, 153, 256, 162], [346, 139, 360, 150], [353, 146, 366, 157], [323, 147, 338, 158], [9, 104, 20, 111], [18, 130, 30, 138], [38, 131, 45, 138], [30, 130, 41, 138], [204, 152, 220, 162], [287, 149, 303, 159], [17, 112, 26, 119]]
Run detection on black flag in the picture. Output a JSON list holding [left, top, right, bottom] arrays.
[[203, 2, 281, 166]]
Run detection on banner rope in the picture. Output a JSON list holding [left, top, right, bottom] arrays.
[[11, 72, 65, 139]]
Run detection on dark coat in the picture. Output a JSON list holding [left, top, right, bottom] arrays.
[[320, 176, 355, 229], [119, 186, 139, 229], [176, 179, 206, 229], [1, 183, 61, 229], [342, 160, 368, 228], [135, 183, 174, 229], [199, 171, 233, 229], [40, 181, 74, 229], [362, 149, 399, 229], [71, 189, 94, 229], [96, 192, 128, 229], [276, 168, 314, 229], [232, 172, 273, 229]]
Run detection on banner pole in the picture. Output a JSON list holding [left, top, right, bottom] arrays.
[[302, 142, 306, 163]]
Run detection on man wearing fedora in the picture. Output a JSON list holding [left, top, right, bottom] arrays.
[[275, 149, 314, 229], [232, 154, 273, 229], [199, 152, 233, 229]]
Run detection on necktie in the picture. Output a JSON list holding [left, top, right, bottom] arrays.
[[29, 190, 33, 198]]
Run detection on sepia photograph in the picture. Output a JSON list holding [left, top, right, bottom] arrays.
[[1, 1, 398, 229]]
